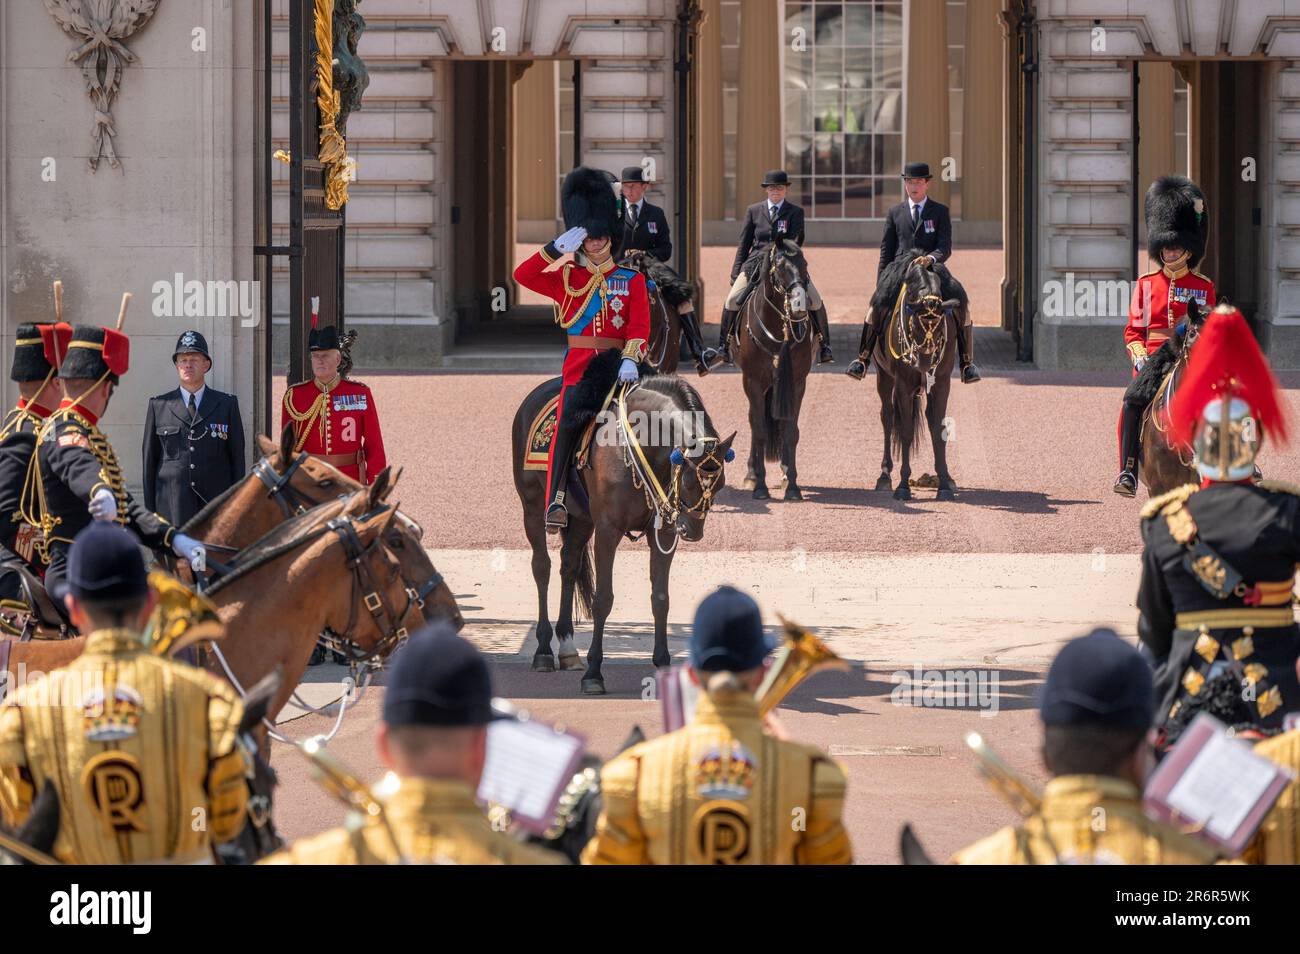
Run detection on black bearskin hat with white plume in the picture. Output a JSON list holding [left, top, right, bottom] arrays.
[[1145, 175, 1208, 268], [561, 167, 620, 241]]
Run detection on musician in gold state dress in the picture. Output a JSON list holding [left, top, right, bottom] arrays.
[[1242, 658, 1300, 864], [0, 522, 248, 864], [582, 586, 852, 865], [951, 628, 1215, 865], [262, 622, 561, 865]]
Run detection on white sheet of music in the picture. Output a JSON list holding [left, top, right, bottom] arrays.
[[478, 719, 584, 826], [1165, 730, 1276, 841]]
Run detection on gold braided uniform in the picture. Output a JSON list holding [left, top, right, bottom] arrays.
[[581, 687, 852, 865], [0, 628, 248, 864], [950, 776, 1217, 865], [259, 776, 564, 865], [1242, 729, 1300, 865]]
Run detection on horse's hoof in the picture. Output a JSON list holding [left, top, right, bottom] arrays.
[[753, 486, 771, 500], [874, 475, 893, 492], [893, 485, 912, 501], [580, 678, 607, 696], [558, 653, 583, 671], [532, 654, 556, 673], [936, 486, 955, 501], [741, 476, 756, 491], [784, 485, 803, 502]]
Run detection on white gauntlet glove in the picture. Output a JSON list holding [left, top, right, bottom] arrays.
[[553, 226, 588, 254], [618, 358, 639, 384], [171, 533, 206, 572], [88, 487, 117, 522]]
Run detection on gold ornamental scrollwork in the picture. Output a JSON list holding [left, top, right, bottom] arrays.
[[315, 0, 353, 210]]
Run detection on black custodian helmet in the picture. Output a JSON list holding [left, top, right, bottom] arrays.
[[1145, 176, 1208, 269], [561, 167, 620, 241]]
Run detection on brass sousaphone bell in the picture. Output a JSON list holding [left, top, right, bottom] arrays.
[[756, 614, 849, 716]]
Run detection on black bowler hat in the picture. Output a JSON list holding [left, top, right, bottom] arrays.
[[761, 170, 790, 187], [620, 166, 651, 184], [901, 162, 933, 180], [1040, 628, 1154, 731], [66, 522, 148, 603], [172, 329, 211, 364], [383, 622, 496, 728], [690, 586, 774, 673]]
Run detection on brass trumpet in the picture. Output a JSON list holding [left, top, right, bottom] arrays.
[[965, 731, 1042, 817], [756, 614, 848, 716], [292, 737, 406, 861], [143, 569, 225, 657]]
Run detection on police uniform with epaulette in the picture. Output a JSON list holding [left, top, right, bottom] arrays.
[[0, 523, 249, 864], [1136, 306, 1300, 746], [951, 629, 1217, 865], [581, 587, 852, 865], [261, 622, 562, 865]]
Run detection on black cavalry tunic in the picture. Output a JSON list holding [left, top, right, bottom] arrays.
[[142, 388, 245, 527], [0, 403, 54, 599]]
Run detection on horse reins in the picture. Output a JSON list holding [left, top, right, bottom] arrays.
[[253, 451, 315, 518], [747, 245, 809, 361], [316, 514, 416, 665]]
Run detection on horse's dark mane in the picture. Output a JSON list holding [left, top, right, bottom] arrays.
[[638, 374, 717, 436], [206, 498, 350, 594], [871, 248, 968, 312]]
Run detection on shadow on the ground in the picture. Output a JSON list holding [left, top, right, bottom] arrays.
[[788, 484, 1099, 516]]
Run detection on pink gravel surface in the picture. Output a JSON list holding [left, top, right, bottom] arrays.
[[275, 369, 1300, 557]]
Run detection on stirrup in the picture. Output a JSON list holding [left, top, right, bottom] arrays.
[[961, 363, 981, 384], [545, 502, 569, 534], [1112, 471, 1137, 497], [846, 358, 867, 381]]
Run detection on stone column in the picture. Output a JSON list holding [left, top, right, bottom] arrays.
[[699, 0, 725, 220], [515, 61, 557, 222], [735, 0, 781, 220], [1137, 60, 1175, 261], [962, 0, 1002, 222], [904, 0, 950, 204]]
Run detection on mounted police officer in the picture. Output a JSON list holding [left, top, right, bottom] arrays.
[[848, 161, 979, 383], [951, 628, 1215, 865], [262, 621, 561, 865], [717, 170, 834, 366], [1137, 304, 1299, 748], [23, 313, 205, 601], [0, 320, 69, 600], [143, 330, 246, 527], [581, 586, 852, 865], [0, 522, 250, 863], [615, 166, 718, 376]]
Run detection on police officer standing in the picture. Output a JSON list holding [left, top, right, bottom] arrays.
[[950, 628, 1215, 865], [0, 522, 249, 864], [582, 586, 852, 865], [143, 330, 245, 527], [262, 621, 562, 865]]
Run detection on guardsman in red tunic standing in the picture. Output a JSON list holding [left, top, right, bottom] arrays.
[[280, 304, 387, 485], [514, 167, 651, 533], [1114, 176, 1215, 496]]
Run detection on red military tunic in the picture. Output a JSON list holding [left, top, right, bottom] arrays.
[[1124, 264, 1216, 369], [280, 376, 386, 485], [513, 241, 650, 492]]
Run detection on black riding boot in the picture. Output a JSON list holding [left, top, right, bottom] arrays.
[[956, 317, 981, 383], [812, 305, 834, 364], [1113, 402, 1142, 497], [679, 310, 718, 375], [846, 320, 881, 380], [545, 421, 582, 534], [719, 309, 739, 364]]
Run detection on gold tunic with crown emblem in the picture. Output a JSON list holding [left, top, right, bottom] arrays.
[[0, 628, 247, 864], [581, 688, 852, 865], [1243, 729, 1300, 865]]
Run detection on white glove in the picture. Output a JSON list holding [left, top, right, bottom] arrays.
[[172, 533, 206, 572], [553, 226, 588, 254], [88, 487, 117, 522], [618, 358, 639, 384], [1134, 358, 1147, 373]]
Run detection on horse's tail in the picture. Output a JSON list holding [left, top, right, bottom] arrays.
[[771, 337, 798, 421], [571, 536, 595, 622], [762, 390, 785, 462], [890, 387, 925, 459]]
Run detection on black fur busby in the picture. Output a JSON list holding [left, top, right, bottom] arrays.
[[870, 249, 968, 313], [61, 325, 128, 381], [561, 167, 620, 241], [11, 324, 53, 382], [1145, 176, 1208, 268]]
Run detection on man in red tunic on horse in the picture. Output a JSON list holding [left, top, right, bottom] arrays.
[[514, 167, 651, 534]]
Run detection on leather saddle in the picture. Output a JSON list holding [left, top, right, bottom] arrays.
[[1, 560, 71, 634]]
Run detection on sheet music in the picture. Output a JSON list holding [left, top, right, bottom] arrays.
[[478, 719, 584, 826], [1165, 730, 1277, 841]]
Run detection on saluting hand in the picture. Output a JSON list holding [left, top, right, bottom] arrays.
[[553, 226, 588, 254]]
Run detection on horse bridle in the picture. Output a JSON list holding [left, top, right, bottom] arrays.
[[316, 514, 417, 666], [748, 245, 809, 357], [892, 288, 951, 370], [672, 439, 729, 518], [253, 452, 316, 518]]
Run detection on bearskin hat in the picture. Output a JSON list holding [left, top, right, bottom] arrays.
[[561, 167, 620, 241], [61, 325, 129, 382], [1145, 176, 1208, 268]]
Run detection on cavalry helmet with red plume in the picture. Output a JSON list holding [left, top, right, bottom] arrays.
[[561, 167, 619, 241], [1167, 304, 1288, 482]]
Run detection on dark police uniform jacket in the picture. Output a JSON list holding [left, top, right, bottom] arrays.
[[730, 201, 806, 283], [616, 199, 672, 264], [878, 198, 952, 278], [143, 387, 245, 527], [1137, 480, 1300, 738]]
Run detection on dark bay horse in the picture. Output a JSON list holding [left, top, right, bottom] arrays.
[[1138, 305, 1206, 496], [869, 255, 963, 500], [621, 251, 683, 375], [735, 240, 814, 500], [512, 355, 734, 694]]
